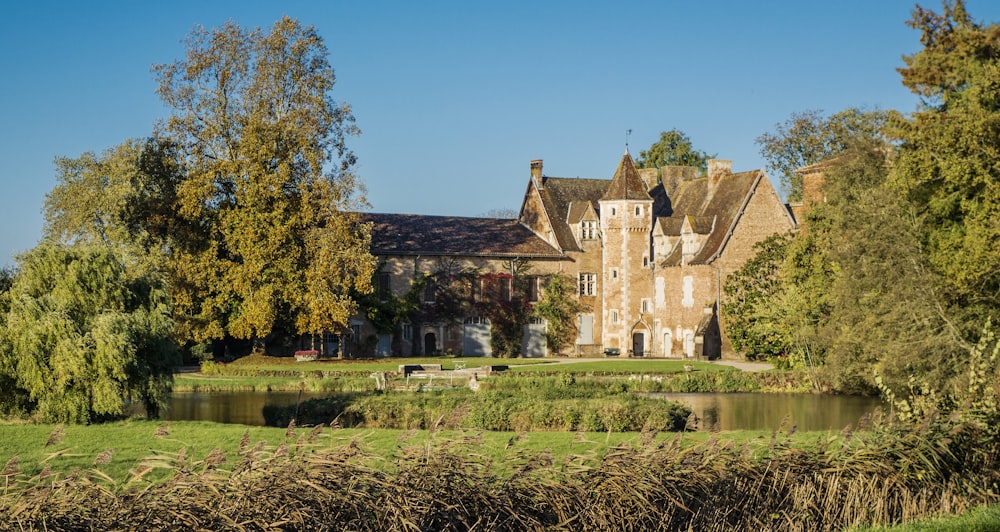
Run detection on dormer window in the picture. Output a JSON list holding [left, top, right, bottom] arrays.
[[580, 220, 597, 240]]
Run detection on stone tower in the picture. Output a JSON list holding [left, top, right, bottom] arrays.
[[598, 151, 655, 355]]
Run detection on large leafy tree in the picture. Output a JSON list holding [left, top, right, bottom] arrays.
[[756, 108, 890, 201], [793, 145, 956, 394], [635, 129, 713, 171], [1, 244, 178, 423], [153, 17, 376, 346], [891, 0, 1000, 322], [44, 138, 183, 275]]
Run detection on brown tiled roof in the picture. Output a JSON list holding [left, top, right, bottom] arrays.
[[660, 170, 764, 266], [537, 177, 609, 252], [363, 213, 564, 258], [601, 151, 653, 201], [657, 217, 684, 236], [688, 216, 715, 234], [565, 201, 591, 224]]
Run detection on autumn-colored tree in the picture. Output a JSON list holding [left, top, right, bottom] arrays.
[[1, 244, 177, 423], [153, 17, 376, 347], [635, 129, 713, 172]]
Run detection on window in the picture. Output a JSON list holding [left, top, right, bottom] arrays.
[[642, 256, 649, 268], [350, 324, 361, 343], [635, 205, 642, 216], [526, 276, 540, 302], [641, 298, 651, 314], [611, 310, 619, 324], [581, 220, 597, 240], [423, 280, 437, 303], [377, 272, 391, 301], [579, 273, 596, 296], [610, 207, 617, 216], [611, 269, 618, 280], [402, 323, 412, 341]]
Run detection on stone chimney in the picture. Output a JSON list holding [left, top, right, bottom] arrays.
[[707, 159, 732, 179], [531, 159, 543, 189]]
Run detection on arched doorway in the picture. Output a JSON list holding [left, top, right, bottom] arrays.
[[424, 332, 437, 356], [663, 330, 673, 358]]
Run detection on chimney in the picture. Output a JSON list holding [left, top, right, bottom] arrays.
[[530, 159, 544, 189], [707, 159, 732, 179]]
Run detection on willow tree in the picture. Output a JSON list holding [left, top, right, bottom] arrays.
[[2, 244, 177, 423], [153, 17, 376, 347]]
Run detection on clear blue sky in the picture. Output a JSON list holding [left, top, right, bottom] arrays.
[[2, 1, 999, 267]]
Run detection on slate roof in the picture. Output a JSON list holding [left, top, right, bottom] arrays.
[[659, 170, 764, 266], [363, 213, 564, 258]]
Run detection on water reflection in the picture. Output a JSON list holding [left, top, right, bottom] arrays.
[[162, 391, 326, 426], [160, 391, 885, 430], [651, 393, 885, 431]]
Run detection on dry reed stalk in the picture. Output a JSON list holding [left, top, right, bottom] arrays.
[[44, 424, 64, 447]]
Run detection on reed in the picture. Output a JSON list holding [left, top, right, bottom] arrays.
[[2, 414, 998, 530]]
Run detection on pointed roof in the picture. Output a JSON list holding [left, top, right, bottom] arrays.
[[601, 151, 653, 201]]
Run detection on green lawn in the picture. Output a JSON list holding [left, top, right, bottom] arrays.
[[850, 504, 1000, 531], [0, 420, 805, 482], [507, 359, 731, 374]]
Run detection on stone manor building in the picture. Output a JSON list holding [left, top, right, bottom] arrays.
[[347, 151, 795, 359]]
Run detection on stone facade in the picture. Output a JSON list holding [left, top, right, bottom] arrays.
[[348, 151, 796, 359]]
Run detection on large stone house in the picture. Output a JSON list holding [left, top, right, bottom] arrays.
[[345, 150, 795, 359]]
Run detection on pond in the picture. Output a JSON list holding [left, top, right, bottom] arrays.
[[161, 391, 328, 426], [161, 391, 885, 431], [651, 393, 885, 432]]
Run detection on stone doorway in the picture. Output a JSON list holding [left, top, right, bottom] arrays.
[[424, 332, 437, 356], [632, 332, 645, 357]]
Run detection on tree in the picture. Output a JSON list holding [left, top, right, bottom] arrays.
[[532, 273, 586, 356], [1, 244, 178, 423], [756, 108, 890, 201], [891, 0, 1000, 322], [153, 17, 376, 347], [635, 129, 713, 171], [44, 138, 183, 275], [799, 145, 958, 394], [722, 233, 795, 361]]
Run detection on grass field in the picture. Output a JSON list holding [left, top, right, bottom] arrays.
[[0, 420, 793, 482]]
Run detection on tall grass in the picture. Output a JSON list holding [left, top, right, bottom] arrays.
[[3, 412, 999, 530]]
